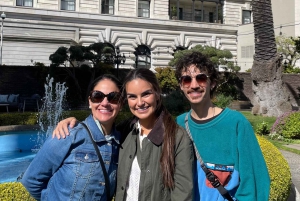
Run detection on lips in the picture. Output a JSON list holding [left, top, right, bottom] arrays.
[[98, 109, 113, 114]]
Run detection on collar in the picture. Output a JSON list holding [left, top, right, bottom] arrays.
[[129, 111, 164, 146], [84, 114, 120, 145]]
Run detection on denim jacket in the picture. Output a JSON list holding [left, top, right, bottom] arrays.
[[21, 114, 120, 201]]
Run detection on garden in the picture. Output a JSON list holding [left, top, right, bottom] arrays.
[[0, 44, 300, 201]]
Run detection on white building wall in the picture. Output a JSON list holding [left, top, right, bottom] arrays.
[[295, 0, 300, 37], [224, 0, 246, 25], [237, 23, 254, 72], [118, 0, 136, 17], [153, 0, 169, 19], [36, 0, 59, 10], [79, 0, 99, 13], [1, 0, 13, 6]]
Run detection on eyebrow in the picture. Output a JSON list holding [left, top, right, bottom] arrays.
[[126, 89, 153, 96]]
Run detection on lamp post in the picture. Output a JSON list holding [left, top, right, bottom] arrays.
[[114, 47, 126, 79], [0, 12, 6, 66]]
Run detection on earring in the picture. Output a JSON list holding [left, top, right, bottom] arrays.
[[89, 105, 91, 109]]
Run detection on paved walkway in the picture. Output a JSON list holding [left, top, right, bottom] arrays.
[[281, 144, 300, 201]]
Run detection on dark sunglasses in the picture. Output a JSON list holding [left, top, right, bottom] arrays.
[[179, 73, 209, 87], [89, 91, 121, 104]]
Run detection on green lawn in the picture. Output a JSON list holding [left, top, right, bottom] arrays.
[[240, 111, 300, 155], [240, 111, 277, 131]]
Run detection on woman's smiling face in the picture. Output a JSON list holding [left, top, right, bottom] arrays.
[[125, 78, 157, 124], [89, 79, 121, 127]]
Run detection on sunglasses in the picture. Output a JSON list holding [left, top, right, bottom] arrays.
[[89, 91, 121, 104], [179, 73, 209, 87]]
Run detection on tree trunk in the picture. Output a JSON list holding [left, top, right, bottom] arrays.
[[251, 0, 298, 117]]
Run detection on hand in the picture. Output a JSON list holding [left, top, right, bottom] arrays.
[[52, 117, 78, 139]]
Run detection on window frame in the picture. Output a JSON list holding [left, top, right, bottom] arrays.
[[101, 0, 115, 15], [242, 10, 252, 24], [61, 0, 76, 11], [16, 0, 33, 7], [138, 0, 150, 18]]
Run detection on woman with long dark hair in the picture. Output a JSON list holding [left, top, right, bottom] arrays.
[[115, 68, 193, 201]]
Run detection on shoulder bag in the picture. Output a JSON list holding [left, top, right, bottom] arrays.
[[80, 122, 112, 200], [184, 114, 234, 201]]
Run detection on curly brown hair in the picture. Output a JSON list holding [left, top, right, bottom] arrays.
[[174, 51, 219, 98]]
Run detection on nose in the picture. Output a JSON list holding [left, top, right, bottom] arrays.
[[137, 97, 144, 106], [190, 77, 200, 89], [100, 97, 110, 106]]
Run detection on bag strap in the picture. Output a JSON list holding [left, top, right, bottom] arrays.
[[184, 113, 234, 201], [80, 122, 111, 200]]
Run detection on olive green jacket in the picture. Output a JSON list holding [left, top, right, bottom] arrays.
[[115, 113, 194, 201]]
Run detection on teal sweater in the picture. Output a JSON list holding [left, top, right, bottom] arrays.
[[176, 108, 270, 201]]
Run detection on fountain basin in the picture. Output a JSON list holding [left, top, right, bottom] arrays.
[[0, 130, 43, 183]]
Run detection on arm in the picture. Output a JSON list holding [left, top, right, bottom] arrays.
[[21, 135, 74, 200], [171, 127, 194, 201], [52, 117, 78, 139], [235, 120, 270, 201]]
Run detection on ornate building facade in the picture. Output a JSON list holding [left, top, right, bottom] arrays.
[[0, 0, 260, 71]]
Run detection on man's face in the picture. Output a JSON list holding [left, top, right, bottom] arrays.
[[179, 64, 213, 105]]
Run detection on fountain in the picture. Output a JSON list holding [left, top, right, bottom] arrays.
[[35, 75, 68, 150], [0, 75, 68, 183]]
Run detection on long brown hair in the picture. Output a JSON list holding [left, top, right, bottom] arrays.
[[123, 68, 178, 189]]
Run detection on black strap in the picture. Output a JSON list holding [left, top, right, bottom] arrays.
[[184, 113, 234, 201], [81, 122, 111, 200]]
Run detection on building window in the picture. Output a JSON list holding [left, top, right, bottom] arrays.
[[195, 9, 202, 22], [134, 45, 151, 69], [242, 10, 251, 24], [102, 0, 114, 14], [241, 45, 254, 58], [138, 0, 150, 18], [61, 0, 75, 11], [209, 12, 214, 23], [16, 0, 33, 7]]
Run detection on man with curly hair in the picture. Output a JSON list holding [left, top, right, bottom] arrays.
[[175, 51, 270, 201]]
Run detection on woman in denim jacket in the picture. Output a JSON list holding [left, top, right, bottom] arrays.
[[21, 74, 122, 201]]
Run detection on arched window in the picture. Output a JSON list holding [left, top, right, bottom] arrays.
[[134, 45, 151, 69]]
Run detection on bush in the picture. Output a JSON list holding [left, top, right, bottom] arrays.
[[0, 112, 38, 126], [212, 94, 233, 108], [271, 111, 300, 139], [0, 182, 35, 201], [162, 91, 190, 116], [256, 121, 270, 135], [257, 135, 291, 201]]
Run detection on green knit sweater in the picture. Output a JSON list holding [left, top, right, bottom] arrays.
[[176, 108, 270, 201]]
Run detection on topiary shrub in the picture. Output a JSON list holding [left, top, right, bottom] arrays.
[[257, 135, 291, 201], [271, 111, 300, 139], [0, 182, 35, 201]]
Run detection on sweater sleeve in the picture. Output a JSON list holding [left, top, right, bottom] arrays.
[[235, 119, 270, 201], [171, 127, 194, 201], [21, 132, 75, 200]]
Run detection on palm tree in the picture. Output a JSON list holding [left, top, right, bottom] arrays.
[[251, 0, 298, 117]]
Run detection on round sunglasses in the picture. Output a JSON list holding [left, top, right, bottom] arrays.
[[89, 91, 121, 104], [179, 73, 209, 88]]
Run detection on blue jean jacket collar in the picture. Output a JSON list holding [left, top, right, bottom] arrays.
[[84, 114, 120, 145]]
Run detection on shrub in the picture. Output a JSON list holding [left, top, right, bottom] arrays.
[[162, 90, 190, 116], [257, 135, 291, 201], [212, 94, 233, 108], [0, 182, 35, 201], [271, 111, 300, 139], [256, 121, 270, 135], [0, 112, 38, 126]]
